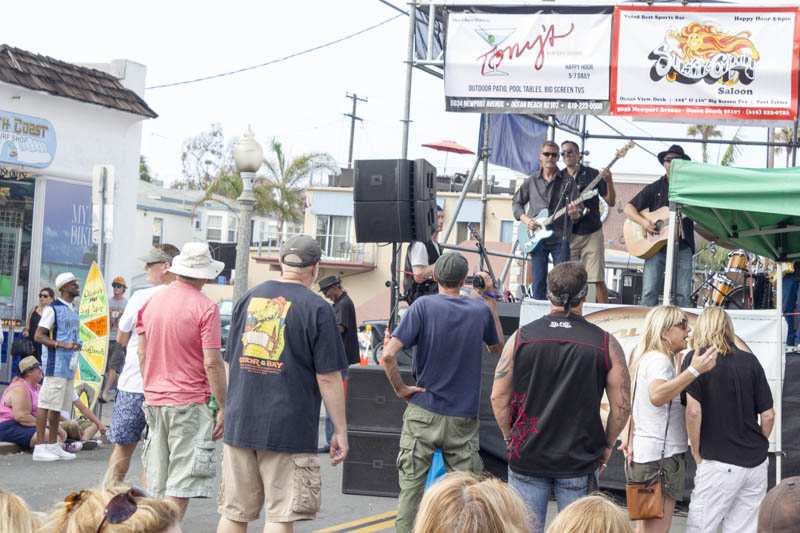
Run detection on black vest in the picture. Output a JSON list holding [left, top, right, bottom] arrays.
[[403, 241, 440, 304], [509, 313, 609, 478]]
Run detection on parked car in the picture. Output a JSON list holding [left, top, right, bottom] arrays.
[[218, 299, 233, 352]]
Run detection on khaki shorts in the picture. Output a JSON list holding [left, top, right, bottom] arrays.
[[38, 377, 74, 412], [142, 403, 216, 499], [628, 453, 686, 501], [219, 444, 321, 523], [570, 229, 606, 283]]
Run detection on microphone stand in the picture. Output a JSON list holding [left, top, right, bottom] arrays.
[[558, 174, 577, 263]]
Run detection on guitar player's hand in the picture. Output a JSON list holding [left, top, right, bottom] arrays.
[[567, 201, 581, 220], [600, 168, 612, 181], [643, 220, 658, 236], [523, 215, 540, 231]]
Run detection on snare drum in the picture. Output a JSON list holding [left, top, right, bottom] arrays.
[[707, 273, 737, 307], [726, 250, 749, 274]]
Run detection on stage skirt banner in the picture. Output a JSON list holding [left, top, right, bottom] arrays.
[[519, 302, 783, 451], [444, 6, 612, 114], [610, 6, 800, 123]]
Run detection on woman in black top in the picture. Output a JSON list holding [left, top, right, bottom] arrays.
[[22, 287, 54, 362]]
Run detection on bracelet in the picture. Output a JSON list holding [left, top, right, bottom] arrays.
[[687, 366, 700, 378]]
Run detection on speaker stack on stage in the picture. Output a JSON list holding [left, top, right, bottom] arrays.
[[353, 159, 437, 243], [342, 366, 415, 497]]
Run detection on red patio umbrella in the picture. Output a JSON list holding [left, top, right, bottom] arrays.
[[421, 140, 475, 175]]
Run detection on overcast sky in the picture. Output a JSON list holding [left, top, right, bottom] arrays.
[[4, 0, 791, 185]]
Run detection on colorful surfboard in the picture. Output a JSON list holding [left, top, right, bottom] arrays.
[[73, 262, 109, 416]]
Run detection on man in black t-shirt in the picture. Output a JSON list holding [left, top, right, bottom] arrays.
[[491, 262, 631, 533], [562, 141, 616, 303], [403, 206, 444, 304], [683, 308, 775, 533], [318, 274, 359, 453], [217, 235, 349, 531], [624, 144, 695, 307]]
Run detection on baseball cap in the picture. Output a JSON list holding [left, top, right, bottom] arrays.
[[280, 235, 321, 267], [18, 356, 40, 374], [758, 476, 800, 532], [138, 248, 173, 264], [434, 252, 468, 285], [55, 272, 78, 291], [112, 276, 127, 287]]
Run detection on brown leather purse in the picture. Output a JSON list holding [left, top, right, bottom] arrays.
[[624, 367, 671, 521]]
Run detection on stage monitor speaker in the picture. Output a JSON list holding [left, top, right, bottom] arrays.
[[621, 270, 643, 305], [412, 158, 436, 201], [342, 431, 401, 497], [346, 366, 415, 434]]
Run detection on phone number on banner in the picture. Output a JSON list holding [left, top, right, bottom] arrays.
[[446, 98, 608, 114]]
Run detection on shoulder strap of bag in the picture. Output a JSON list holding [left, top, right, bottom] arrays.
[[625, 356, 673, 476], [624, 364, 639, 478]]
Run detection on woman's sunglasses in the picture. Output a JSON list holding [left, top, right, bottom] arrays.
[[65, 487, 147, 532]]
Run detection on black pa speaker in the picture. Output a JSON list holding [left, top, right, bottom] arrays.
[[346, 366, 415, 433], [353, 159, 436, 243], [342, 431, 402, 497]]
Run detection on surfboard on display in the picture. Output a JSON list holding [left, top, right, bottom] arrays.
[[73, 262, 108, 416]]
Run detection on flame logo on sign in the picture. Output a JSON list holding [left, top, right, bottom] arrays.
[[650, 22, 760, 86]]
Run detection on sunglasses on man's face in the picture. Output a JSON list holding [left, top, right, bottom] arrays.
[[39, 293, 50, 298], [112, 284, 125, 289], [561, 150, 578, 156], [541, 152, 559, 158]]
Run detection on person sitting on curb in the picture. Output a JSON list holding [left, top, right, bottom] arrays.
[[0, 356, 64, 450]]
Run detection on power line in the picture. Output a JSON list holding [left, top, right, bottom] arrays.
[[146, 14, 402, 90]]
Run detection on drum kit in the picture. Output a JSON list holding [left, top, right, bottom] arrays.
[[697, 249, 774, 309]]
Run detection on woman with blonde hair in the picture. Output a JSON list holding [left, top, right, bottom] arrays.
[[621, 305, 718, 533], [37, 485, 181, 533], [412, 471, 531, 533], [545, 494, 632, 533], [0, 490, 38, 533], [684, 306, 775, 533]]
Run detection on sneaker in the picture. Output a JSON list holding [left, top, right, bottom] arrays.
[[53, 444, 76, 461], [32, 443, 60, 462], [64, 441, 83, 454]]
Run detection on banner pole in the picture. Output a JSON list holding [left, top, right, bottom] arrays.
[[442, 154, 481, 244], [400, 1, 417, 159]]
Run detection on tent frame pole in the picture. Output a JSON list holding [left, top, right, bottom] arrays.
[[776, 261, 783, 482], [662, 202, 679, 306]]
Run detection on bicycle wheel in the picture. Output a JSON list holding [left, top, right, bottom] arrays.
[[723, 286, 750, 310]]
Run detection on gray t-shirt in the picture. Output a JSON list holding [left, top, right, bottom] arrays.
[[109, 296, 127, 340]]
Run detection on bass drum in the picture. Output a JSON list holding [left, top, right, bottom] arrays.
[[706, 273, 737, 307]]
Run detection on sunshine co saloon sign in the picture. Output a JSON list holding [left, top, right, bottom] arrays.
[[444, 7, 612, 114], [611, 6, 800, 123]]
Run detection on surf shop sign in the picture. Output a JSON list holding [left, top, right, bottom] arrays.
[[0, 110, 56, 168]]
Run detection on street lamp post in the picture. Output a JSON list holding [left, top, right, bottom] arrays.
[[233, 127, 263, 302]]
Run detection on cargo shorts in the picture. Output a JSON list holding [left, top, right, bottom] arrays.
[[218, 444, 322, 523], [141, 403, 217, 499]]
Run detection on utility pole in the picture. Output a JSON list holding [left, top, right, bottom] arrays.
[[344, 92, 368, 168]]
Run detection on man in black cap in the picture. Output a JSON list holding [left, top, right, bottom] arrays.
[[318, 274, 359, 453], [217, 235, 349, 532], [383, 252, 505, 533], [624, 144, 695, 307], [758, 476, 800, 533]]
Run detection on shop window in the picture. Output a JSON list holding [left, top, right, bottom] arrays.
[[500, 220, 514, 243], [152, 217, 163, 246]]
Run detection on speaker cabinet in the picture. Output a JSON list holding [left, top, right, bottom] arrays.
[[346, 366, 414, 434], [342, 431, 402, 497], [353, 159, 436, 243]]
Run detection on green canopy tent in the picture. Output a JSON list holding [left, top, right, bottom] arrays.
[[668, 159, 795, 481], [669, 160, 800, 261]]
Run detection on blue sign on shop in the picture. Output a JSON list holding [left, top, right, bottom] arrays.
[[0, 110, 56, 168]]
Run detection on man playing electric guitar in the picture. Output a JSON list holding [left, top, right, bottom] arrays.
[[562, 141, 616, 304], [403, 205, 445, 304], [624, 144, 695, 307], [512, 140, 580, 300]]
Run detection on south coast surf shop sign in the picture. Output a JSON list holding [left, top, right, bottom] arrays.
[[444, 6, 612, 114], [611, 6, 800, 123]]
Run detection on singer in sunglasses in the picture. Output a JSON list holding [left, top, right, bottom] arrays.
[[512, 140, 581, 300]]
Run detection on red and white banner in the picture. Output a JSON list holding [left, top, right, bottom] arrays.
[[444, 8, 612, 114], [611, 6, 800, 123]]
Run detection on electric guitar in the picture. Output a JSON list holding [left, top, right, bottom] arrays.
[[517, 141, 635, 255]]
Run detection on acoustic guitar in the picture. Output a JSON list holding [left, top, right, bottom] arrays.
[[622, 206, 676, 259], [517, 141, 635, 255]]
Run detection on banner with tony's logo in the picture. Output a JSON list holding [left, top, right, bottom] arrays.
[[611, 6, 800, 124], [444, 6, 612, 114]]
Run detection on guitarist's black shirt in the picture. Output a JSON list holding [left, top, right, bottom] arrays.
[[512, 170, 576, 244], [570, 165, 607, 236], [629, 175, 695, 252]]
